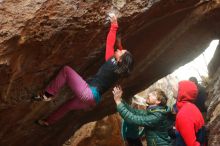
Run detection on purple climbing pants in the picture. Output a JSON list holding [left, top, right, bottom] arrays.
[[45, 66, 96, 124]]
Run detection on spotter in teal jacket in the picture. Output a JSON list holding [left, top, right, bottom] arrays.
[[117, 101, 172, 146]]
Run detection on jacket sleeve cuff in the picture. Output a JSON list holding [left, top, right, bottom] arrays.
[[116, 102, 125, 111]]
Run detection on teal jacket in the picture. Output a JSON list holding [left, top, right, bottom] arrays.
[[121, 119, 144, 140], [117, 101, 172, 146]]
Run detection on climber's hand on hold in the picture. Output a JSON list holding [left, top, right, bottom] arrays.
[[109, 12, 117, 23]]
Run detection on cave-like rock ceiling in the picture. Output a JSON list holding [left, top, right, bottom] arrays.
[[0, 0, 219, 145]]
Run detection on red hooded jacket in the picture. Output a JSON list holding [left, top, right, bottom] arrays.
[[175, 81, 205, 146]]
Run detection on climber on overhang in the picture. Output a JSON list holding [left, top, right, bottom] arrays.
[[33, 12, 134, 126]]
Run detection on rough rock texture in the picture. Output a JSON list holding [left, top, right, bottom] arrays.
[[63, 114, 125, 146], [0, 0, 220, 145], [206, 44, 220, 146]]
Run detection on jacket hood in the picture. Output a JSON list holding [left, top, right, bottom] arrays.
[[177, 80, 198, 110]]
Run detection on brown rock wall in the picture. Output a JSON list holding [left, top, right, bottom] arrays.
[[206, 44, 220, 146], [64, 114, 124, 146], [0, 0, 220, 145]]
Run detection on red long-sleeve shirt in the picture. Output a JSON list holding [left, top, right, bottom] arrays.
[[105, 22, 123, 61], [87, 22, 122, 98]]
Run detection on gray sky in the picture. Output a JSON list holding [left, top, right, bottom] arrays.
[[172, 40, 219, 81]]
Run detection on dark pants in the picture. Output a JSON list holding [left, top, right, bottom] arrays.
[[126, 137, 143, 146], [175, 126, 207, 146]]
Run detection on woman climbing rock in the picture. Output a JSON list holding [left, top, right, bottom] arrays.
[[34, 13, 134, 126]]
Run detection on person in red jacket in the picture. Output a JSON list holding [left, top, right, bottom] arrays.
[[175, 80, 205, 146], [34, 13, 134, 126]]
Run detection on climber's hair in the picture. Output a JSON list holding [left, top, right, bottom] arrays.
[[114, 51, 134, 77]]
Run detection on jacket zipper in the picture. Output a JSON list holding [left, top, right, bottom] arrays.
[[153, 139, 157, 146]]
